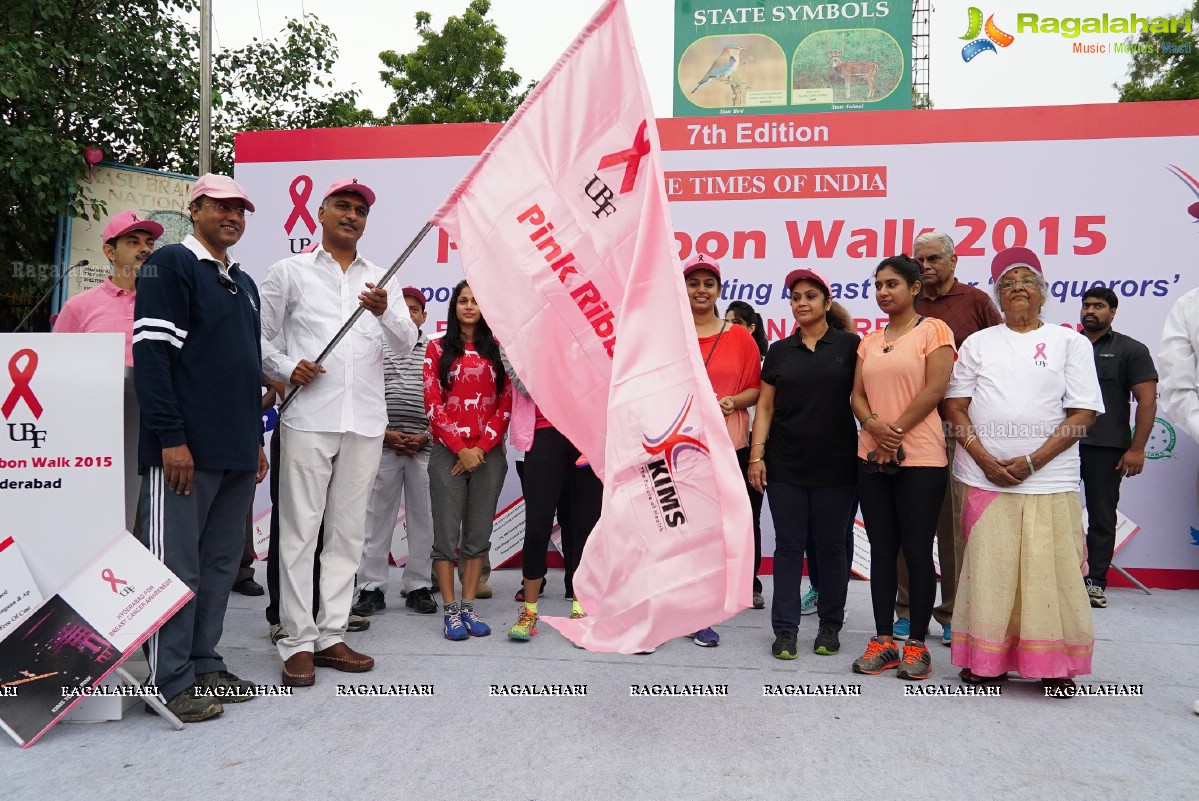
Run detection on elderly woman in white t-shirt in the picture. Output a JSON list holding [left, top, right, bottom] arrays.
[[942, 247, 1104, 696]]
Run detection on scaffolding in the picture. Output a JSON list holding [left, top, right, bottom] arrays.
[[912, 0, 931, 107]]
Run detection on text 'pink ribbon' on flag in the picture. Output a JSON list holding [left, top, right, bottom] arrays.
[[429, 0, 752, 653]]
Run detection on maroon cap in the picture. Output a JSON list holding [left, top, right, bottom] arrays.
[[784, 268, 831, 297], [991, 246, 1044, 284], [401, 286, 426, 309], [682, 253, 721, 279], [102, 211, 164, 243], [323, 177, 376, 207], [190, 173, 255, 212]]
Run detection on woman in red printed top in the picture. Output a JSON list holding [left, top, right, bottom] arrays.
[[423, 280, 513, 641]]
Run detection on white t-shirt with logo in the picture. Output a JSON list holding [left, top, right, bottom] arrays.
[[947, 322, 1104, 494]]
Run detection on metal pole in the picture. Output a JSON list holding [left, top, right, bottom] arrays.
[[199, 0, 213, 175], [278, 221, 435, 416]]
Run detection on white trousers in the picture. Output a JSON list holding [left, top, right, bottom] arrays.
[[277, 427, 382, 659], [359, 446, 434, 593]]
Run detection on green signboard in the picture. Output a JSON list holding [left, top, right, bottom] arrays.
[[674, 1, 913, 116]]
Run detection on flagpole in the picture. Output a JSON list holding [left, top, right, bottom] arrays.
[[278, 220, 435, 416]]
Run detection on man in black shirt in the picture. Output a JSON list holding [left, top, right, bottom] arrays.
[[1078, 287, 1158, 608]]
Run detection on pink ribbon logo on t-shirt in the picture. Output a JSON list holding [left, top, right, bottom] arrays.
[[1033, 342, 1047, 365]]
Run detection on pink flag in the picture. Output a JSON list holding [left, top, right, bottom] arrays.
[[430, 0, 751, 653]]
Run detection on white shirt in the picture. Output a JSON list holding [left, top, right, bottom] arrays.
[[946, 322, 1104, 494], [1159, 287, 1199, 444], [260, 245, 417, 436]]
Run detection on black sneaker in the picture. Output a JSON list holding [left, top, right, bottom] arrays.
[[352, 588, 386, 617], [163, 687, 222, 722], [771, 630, 798, 660], [813, 622, 840, 656], [196, 670, 256, 703], [405, 586, 438, 614]]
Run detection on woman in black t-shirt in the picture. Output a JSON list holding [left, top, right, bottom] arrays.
[[748, 268, 859, 661]]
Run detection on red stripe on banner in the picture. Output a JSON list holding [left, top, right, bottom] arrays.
[[235, 124, 501, 163], [0, 536, 13, 552], [1106, 568, 1199, 591], [660, 100, 1199, 150], [234, 101, 1199, 164]]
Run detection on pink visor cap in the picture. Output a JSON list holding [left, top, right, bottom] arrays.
[[682, 253, 721, 279], [190, 173, 256, 213], [102, 211, 164, 243], [323, 178, 376, 207], [990, 246, 1044, 284], [783, 268, 832, 297]]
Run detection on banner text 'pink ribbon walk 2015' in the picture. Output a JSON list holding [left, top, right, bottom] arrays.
[[430, 0, 752, 653]]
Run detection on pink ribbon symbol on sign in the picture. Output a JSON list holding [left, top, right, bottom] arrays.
[[101, 568, 127, 593], [284, 175, 317, 235], [1033, 343, 1047, 361], [2, 349, 43, 419]]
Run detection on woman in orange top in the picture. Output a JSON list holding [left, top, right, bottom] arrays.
[[683, 253, 762, 647], [849, 255, 955, 681]]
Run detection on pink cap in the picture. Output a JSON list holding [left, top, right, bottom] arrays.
[[784, 268, 832, 297], [991, 246, 1043, 283], [1189, 200, 1199, 220], [323, 177, 376, 207], [102, 211, 164, 244], [682, 253, 721, 279], [401, 286, 426, 309], [190, 173, 255, 212]]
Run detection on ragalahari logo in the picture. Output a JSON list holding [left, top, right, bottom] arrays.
[[1166, 164, 1199, 222], [961, 8, 1016, 62]]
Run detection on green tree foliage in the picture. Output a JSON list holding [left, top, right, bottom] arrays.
[[1116, 1, 1199, 101], [0, 0, 200, 272], [379, 0, 530, 125], [0, 2, 373, 330], [211, 15, 377, 173]]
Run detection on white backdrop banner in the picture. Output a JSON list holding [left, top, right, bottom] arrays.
[[0, 334, 125, 593], [234, 101, 1199, 588]]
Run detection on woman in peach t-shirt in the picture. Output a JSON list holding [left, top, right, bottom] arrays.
[[849, 255, 956, 681]]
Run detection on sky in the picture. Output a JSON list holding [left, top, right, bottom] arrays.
[[193, 0, 1188, 119]]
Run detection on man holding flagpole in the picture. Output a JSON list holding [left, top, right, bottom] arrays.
[[260, 179, 416, 686], [430, 0, 752, 654]]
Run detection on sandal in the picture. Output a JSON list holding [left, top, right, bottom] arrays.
[[958, 668, 1007, 685]]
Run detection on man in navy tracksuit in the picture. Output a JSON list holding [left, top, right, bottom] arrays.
[[133, 173, 268, 722]]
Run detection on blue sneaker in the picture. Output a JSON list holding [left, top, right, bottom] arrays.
[[443, 609, 468, 641], [893, 617, 910, 640], [942, 624, 952, 646], [800, 586, 819, 616], [688, 627, 720, 647], [459, 605, 491, 637]]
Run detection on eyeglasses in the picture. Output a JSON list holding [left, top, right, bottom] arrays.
[[217, 273, 239, 295], [203, 200, 251, 218], [864, 446, 905, 474], [998, 278, 1039, 291]]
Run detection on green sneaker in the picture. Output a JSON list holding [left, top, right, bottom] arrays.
[[195, 670, 256, 703], [800, 586, 819, 615], [507, 607, 538, 641], [852, 639, 901, 675], [813, 622, 840, 656], [896, 642, 932, 680], [164, 687, 222, 722], [771, 630, 798, 660]]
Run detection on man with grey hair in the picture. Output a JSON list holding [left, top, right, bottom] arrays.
[[885, 232, 1003, 646]]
